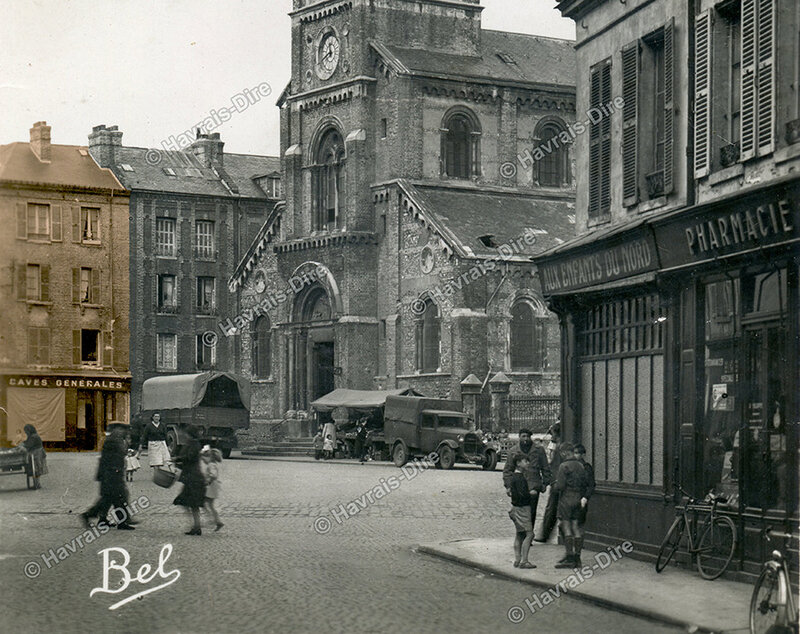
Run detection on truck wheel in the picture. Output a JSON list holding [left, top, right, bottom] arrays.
[[166, 429, 179, 456], [392, 442, 409, 467], [221, 448, 232, 459], [482, 450, 498, 471], [438, 445, 455, 470]]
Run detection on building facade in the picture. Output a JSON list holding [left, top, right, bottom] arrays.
[[539, 0, 799, 577], [0, 122, 131, 450], [228, 0, 578, 433], [88, 126, 280, 415]]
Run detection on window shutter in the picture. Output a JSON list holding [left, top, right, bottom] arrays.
[[740, 0, 757, 160], [621, 42, 639, 204], [28, 327, 36, 365], [600, 64, 612, 213], [72, 268, 80, 303], [91, 268, 101, 304], [17, 264, 27, 300], [663, 18, 675, 195], [71, 207, 81, 242], [40, 328, 50, 365], [16, 202, 27, 239], [40, 265, 50, 302], [756, 0, 774, 156], [589, 68, 602, 217], [102, 331, 111, 367], [694, 9, 713, 177], [73, 330, 82, 365], [51, 205, 62, 241]]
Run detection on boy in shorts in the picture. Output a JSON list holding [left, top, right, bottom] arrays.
[[507, 455, 536, 569], [552, 442, 589, 569]]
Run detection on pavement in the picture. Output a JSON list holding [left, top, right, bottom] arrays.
[[419, 536, 753, 632]]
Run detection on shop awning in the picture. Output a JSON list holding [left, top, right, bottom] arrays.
[[142, 372, 251, 411], [310, 388, 423, 412]]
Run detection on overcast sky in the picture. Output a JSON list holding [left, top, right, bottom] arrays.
[[0, 0, 574, 156]]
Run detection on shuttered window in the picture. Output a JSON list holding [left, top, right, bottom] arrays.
[[621, 44, 639, 204], [589, 60, 612, 218], [740, 0, 775, 160], [695, 10, 713, 177], [663, 18, 675, 195], [27, 328, 50, 365]]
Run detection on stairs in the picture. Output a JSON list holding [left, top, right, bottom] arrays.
[[241, 437, 314, 458]]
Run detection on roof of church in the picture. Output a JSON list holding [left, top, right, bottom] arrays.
[[372, 30, 576, 88], [0, 142, 125, 191], [399, 180, 576, 259], [108, 146, 280, 199]]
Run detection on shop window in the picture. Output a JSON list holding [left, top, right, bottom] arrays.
[[510, 300, 548, 371], [195, 333, 216, 370], [194, 220, 215, 259], [155, 218, 176, 256], [156, 333, 177, 370], [252, 316, 271, 378], [415, 299, 440, 373]]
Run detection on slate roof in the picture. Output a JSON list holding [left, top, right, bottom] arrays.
[[400, 181, 576, 259], [373, 30, 575, 88], [0, 143, 125, 191], [109, 146, 280, 199]]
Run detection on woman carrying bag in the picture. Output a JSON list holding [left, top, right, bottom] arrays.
[[139, 412, 172, 477]]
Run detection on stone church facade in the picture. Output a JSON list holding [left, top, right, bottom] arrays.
[[229, 0, 577, 426]]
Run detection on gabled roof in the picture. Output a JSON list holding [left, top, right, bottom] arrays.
[[397, 180, 576, 260], [109, 146, 279, 199], [0, 143, 125, 191], [372, 30, 575, 89]]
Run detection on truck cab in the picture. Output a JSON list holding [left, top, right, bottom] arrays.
[[384, 396, 499, 471]]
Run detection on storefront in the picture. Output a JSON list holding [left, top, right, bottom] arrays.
[[536, 180, 799, 577], [1, 373, 131, 451]]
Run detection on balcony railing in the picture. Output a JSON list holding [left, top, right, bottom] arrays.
[[645, 170, 664, 199], [720, 142, 740, 168]]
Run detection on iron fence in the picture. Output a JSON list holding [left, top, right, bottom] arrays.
[[506, 396, 560, 433]]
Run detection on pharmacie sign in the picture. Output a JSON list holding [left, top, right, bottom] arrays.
[[5, 375, 130, 390], [538, 233, 658, 294], [656, 190, 799, 269]]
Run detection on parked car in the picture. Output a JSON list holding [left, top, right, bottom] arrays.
[[382, 395, 499, 470]]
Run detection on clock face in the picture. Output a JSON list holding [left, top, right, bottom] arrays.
[[316, 33, 340, 79]]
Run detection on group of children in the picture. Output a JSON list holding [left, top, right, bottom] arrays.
[[312, 431, 336, 460], [508, 438, 594, 570]]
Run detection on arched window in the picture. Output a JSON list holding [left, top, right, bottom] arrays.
[[415, 299, 440, 372], [441, 109, 480, 179], [510, 300, 548, 371], [313, 128, 345, 231], [535, 120, 570, 187], [252, 316, 271, 378]]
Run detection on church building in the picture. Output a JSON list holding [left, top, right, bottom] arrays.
[[229, 0, 577, 429]]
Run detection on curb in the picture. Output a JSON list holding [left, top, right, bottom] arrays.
[[417, 543, 718, 633]]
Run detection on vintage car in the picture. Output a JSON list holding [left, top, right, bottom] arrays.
[[383, 395, 499, 470]]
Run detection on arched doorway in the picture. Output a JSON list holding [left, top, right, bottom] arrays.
[[290, 285, 335, 412]]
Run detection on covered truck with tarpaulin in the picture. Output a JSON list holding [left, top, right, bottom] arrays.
[[140, 372, 250, 458], [310, 388, 423, 459]]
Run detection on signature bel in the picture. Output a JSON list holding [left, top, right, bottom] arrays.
[[90, 544, 180, 610]]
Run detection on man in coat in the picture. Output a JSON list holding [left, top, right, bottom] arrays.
[[82, 423, 135, 530], [503, 428, 552, 533]]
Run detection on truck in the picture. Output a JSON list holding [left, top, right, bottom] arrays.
[[138, 372, 250, 459], [382, 395, 499, 470]]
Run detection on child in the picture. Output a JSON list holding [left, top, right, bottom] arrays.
[[323, 434, 334, 460], [201, 446, 224, 531], [125, 448, 141, 482], [507, 455, 536, 569], [553, 442, 589, 569], [313, 431, 324, 460]]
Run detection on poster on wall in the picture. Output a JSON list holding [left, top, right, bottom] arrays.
[[711, 384, 733, 411]]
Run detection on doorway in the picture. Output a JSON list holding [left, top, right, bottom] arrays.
[[313, 341, 335, 401]]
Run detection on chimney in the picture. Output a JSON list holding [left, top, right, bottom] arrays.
[[88, 124, 123, 167], [189, 131, 224, 168], [29, 121, 51, 162]]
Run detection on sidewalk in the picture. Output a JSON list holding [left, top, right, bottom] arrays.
[[418, 538, 752, 633]]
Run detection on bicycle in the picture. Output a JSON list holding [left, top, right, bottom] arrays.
[[655, 487, 737, 580], [750, 527, 798, 634]]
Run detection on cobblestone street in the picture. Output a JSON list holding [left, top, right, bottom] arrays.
[[0, 453, 678, 633]]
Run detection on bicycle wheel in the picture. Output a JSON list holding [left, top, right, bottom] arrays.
[[697, 515, 736, 580], [656, 516, 685, 572], [749, 567, 781, 634]]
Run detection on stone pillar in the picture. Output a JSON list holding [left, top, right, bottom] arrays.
[[489, 372, 512, 433], [460, 373, 482, 431]]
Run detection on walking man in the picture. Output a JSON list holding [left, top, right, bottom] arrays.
[[82, 422, 135, 530], [503, 428, 551, 535]]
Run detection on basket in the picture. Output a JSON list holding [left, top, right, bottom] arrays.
[[153, 466, 178, 488]]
